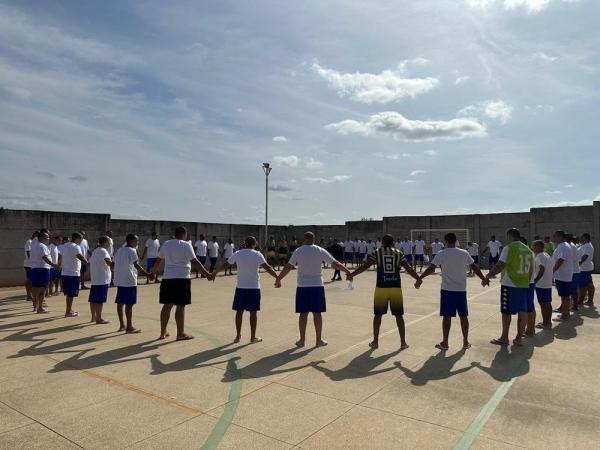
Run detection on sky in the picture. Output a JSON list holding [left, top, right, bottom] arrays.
[[0, 0, 598, 225]]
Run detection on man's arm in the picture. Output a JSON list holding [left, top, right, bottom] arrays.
[[580, 254, 589, 266], [76, 254, 88, 265], [192, 258, 213, 279], [486, 261, 505, 279], [553, 258, 564, 273], [275, 263, 295, 287], [419, 264, 436, 281], [400, 260, 422, 287], [104, 257, 114, 269], [42, 255, 59, 269], [141, 246, 147, 260], [331, 260, 352, 278], [534, 265, 545, 284], [348, 259, 375, 279], [58, 254, 63, 268], [471, 264, 489, 285], [212, 261, 230, 277], [260, 262, 278, 278], [133, 261, 151, 279]]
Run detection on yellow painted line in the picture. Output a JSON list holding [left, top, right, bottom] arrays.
[[42, 355, 204, 415]]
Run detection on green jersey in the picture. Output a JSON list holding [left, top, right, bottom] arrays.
[[543, 242, 555, 256], [501, 241, 534, 288]]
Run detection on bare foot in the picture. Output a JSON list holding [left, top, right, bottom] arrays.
[[158, 332, 170, 340], [316, 340, 328, 347], [463, 342, 472, 349], [250, 337, 263, 343], [118, 326, 126, 332], [64, 311, 79, 318], [369, 341, 378, 349], [233, 336, 241, 343], [36, 309, 49, 314], [435, 342, 449, 350], [400, 343, 409, 351], [512, 339, 523, 347], [176, 334, 194, 341], [95, 319, 110, 325], [126, 328, 141, 334], [295, 340, 305, 348]]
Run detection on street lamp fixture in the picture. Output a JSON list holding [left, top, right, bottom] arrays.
[[262, 163, 272, 253]]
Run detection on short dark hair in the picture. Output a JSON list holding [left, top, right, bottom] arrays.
[[245, 236, 257, 247], [126, 233, 137, 243], [72, 232, 82, 241], [444, 232, 457, 244], [152, 231, 157, 236], [382, 234, 394, 247], [532, 240, 544, 251], [98, 236, 109, 246], [507, 228, 521, 239], [554, 230, 565, 238], [582, 233, 591, 240], [174, 226, 187, 239]]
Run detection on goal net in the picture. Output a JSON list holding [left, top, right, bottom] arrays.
[[410, 229, 470, 248]]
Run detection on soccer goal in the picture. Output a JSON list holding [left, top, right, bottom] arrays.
[[410, 229, 471, 248]]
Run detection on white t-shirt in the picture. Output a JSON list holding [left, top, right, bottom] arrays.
[[228, 249, 267, 289], [114, 246, 139, 287], [366, 242, 376, 253], [145, 239, 160, 258], [289, 245, 335, 287], [208, 241, 219, 258], [357, 241, 368, 253], [552, 242, 573, 282], [467, 243, 479, 256], [534, 252, 554, 289], [24, 239, 32, 267], [487, 240, 502, 257], [401, 241, 413, 254], [569, 243, 580, 274], [107, 237, 114, 257], [580, 242, 594, 272], [90, 247, 111, 286], [431, 242, 444, 254], [376, 240, 382, 249], [414, 240, 426, 254], [224, 243, 235, 258], [159, 239, 196, 279], [498, 246, 516, 287], [59, 242, 83, 276], [80, 239, 89, 257], [432, 248, 473, 292], [48, 244, 60, 265], [30, 240, 51, 269], [195, 240, 207, 257], [344, 241, 355, 252]]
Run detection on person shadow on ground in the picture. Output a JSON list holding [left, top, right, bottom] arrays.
[[221, 346, 314, 383], [149, 342, 252, 375], [553, 314, 584, 341], [394, 349, 472, 386], [311, 348, 401, 381]]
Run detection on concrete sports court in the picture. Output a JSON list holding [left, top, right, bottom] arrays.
[[1, 270, 598, 449]]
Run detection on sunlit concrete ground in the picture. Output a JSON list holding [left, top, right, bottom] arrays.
[[1, 268, 599, 449]]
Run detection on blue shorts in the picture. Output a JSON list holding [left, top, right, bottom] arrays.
[[414, 254, 424, 262], [51, 268, 61, 280], [197, 256, 207, 265], [295, 286, 326, 313], [358, 253, 365, 260], [30, 268, 51, 288], [146, 258, 157, 271], [578, 271, 593, 288], [440, 290, 468, 317], [472, 256, 479, 265], [24, 267, 32, 281], [62, 276, 80, 297], [405, 254, 413, 262], [555, 279, 573, 298], [210, 257, 218, 266], [500, 285, 528, 315], [80, 264, 87, 274], [344, 252, 353, 261], [526, 283, 535, 313], [232, 288, 261, 311], [535, 287, 552, 304], [115, 286, 137, 305], [89, 284, 109, 303], [490, 255, 499, 265]]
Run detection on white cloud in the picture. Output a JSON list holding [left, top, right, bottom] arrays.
[[272, 135, 288, 142], [304, 175, 351, 184], [305, 157, 324, 169], [533, 51, 558, 63], [273, 155, 300, 167], [375, 152, 412, 160], [403, 180, 416, 184], [270, 183, 296, 192], [544, 190, 563, 194], [459, 100, 513, 124], [424, 150, 438, 157], [465, 0, 578, 14], [325, 112, 487, 142], [312, 61, 439, 104], [565, 184, 574, 188], [410, 170, 427, 176], [455, 76, 471, 85]]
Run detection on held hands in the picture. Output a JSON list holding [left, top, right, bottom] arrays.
[[206, 272, 215, 281], [274, 278, 282, 288], [481, 277, 490, 287], [414, 277, 422, 289], [148, 272, 156, 282]]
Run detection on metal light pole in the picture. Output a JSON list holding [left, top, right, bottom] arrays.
[[262, 162, 272, 253]]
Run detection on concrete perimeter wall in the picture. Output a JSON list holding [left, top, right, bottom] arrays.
[[1, 203, 598, 286]]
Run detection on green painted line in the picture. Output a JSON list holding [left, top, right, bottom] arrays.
[[452, 377, 516, 450], [132, 313, 243, 450]]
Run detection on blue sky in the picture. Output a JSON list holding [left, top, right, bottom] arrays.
[[0, 0, 598, 224]]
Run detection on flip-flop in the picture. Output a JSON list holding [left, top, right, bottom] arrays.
[[176, 334, 194, 341], [490, 339, 509, 346], [435, 343, 449, 351], [512, 339, 523, 347], [64, 312, 79, 317], [316, 340, 328, 347], [126, 328, 141, 334], [233, 337, 241, 343], [95, 320, 110, 325], [400, 344, 410, 351], [369, 341, 379, 349], [295, 340, 305, 348], [536, 323, 549, 329], [463, 343, 472, 349], [250, 337, 263, 343], [158, 332, 170, 340]]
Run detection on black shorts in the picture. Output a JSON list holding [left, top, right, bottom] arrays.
[[159, 279, 191, 306]]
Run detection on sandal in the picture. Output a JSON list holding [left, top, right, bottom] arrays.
[[490, 339, 509, 346]]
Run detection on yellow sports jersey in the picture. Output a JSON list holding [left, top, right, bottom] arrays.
[[368, 247, 404, 288]]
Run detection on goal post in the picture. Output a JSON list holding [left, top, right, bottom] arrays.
[[410, 229, 470, 248]]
